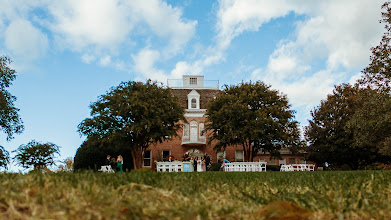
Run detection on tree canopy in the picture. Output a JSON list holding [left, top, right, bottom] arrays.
[[0, 145, 10, 170], [0, 56, 24, 141], [360, 2, 391, 91], [206, 81, 301, 162], [78, 80, 185, 169], [305, 84, 391, 169], [13, 140, 60, 170], [74, 136, 134, 171]]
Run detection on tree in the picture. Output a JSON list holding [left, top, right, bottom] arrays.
[[57, 157, 74, 172], [78, 80, 185, 169], [360, 2, 391, 91], [305, 84, 391, 169], [13, 140, 60, 170], [0, 55, 24, 141], [74, 136, 134, 171], [305, 84, 361, 169], [205, 81, 301, 162], [0, 145, 10, 170], [346, 89, 391, 158]]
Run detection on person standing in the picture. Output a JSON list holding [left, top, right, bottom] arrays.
[[117, 155, 124, 172], [197, 157, 203, 172], [105, 155, 111, 165], [204, 153, 211, 171], [110, 157, 117, 171], [192, 156, 197, 172]]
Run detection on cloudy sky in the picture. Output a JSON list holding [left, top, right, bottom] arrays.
[[0, 0, 386, 170]]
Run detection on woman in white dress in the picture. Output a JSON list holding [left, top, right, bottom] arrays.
[[197, 158, 203, 172]]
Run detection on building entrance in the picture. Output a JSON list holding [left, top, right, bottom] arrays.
[[186, 149, 204, 158]]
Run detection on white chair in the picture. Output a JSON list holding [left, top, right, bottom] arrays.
[[99, 165, 115, 173]]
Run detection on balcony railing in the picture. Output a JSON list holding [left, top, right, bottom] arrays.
[[181, 136, 206, 146]]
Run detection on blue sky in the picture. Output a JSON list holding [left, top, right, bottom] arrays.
[[0, 0, 386, 171]]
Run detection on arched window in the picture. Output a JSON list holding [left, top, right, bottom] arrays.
[[199, 123, 204, 137], [191, 98, 197, 108], [183, 123, 189, 137], [190, 121, 198, 141]]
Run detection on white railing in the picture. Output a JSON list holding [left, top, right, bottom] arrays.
[[156, 162, 184, 172], [280, 164, 315, 171], [223, 162, 267, 172]]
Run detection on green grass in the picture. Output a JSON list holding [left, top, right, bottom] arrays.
[[1, 171, 391, 219]]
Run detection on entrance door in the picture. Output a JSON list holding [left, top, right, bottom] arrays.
[[190, 121, 197, 142]]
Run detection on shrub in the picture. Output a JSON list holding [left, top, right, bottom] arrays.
[[266, 165, 280, 171]]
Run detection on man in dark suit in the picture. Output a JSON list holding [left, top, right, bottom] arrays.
[[105, 155, 111, 165], [205, 153, 211, 171]]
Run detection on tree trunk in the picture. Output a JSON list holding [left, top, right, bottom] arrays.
[[131, 146, 144, 169], [243, 142, 250, 162]]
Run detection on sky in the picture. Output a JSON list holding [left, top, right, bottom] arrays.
[[0, 0, 386, 171]]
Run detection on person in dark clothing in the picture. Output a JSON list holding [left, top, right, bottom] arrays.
[[105, 155, 111, 165], [193, 156, 197, 172], [204, 153, 211, 171], [110, 157, 117, 171]]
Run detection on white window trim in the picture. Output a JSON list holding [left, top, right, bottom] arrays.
[[235, 150, 244, 162], [187, 90, 200, 109], [143, 150, 152, 167], [162, 150, 171, 161]]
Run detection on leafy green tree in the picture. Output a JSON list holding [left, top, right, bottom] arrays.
[[346, 89, 391, 158], [74, 136, 133, 171], [0, 145, 10, 170], [0, 56, 24, 141], [13, 140, 60, 170], [305, 84, 391, 169], [305, 84, 360, 169], [78, 80, 185, 169], [360, 2, 391, 91], [206, 81, 301, 162]]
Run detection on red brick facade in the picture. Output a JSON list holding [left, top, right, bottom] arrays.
[[144, 76, 308, 170]]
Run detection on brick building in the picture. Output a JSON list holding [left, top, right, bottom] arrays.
[[143, 75, 307, 169]]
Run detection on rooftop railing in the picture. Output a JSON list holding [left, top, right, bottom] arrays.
[[167, 79, 219, 89]]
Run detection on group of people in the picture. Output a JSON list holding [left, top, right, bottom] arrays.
[[183, 152, 211, 172], [105, 155, 124, 172]]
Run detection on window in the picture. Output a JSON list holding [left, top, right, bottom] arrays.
[[217, 151, 226, 161], [191, 98, 197, 108], [190, 77, 197, 85], [235, 150, 244, 162], [199, 123, 205, 137], [143, 150, 152, 167], [190, 121, 198, 141], [279, 159, 286, 165], [289, 158, 296, 164], [162, 150, 170, 161], [183, 123, 189, 137], [299, 159, 306, 164], [269, 159, 277, 165]]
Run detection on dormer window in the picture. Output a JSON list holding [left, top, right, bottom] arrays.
[[191, 98, 197, 108], [190, 77, 197, 85], [187, 90, 200, 109]]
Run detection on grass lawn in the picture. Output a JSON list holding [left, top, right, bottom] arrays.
[[1, 170, 391, 219]]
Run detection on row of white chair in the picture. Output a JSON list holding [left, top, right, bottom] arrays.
[[156, 162, 184, 172], [280, 164, 315, 171], [224, 162, 267, 172]]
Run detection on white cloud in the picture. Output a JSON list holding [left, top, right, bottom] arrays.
[[131, 48, 167, 82], [5, 19, 48, 60], [99, 55, 111, 66], [47, 0, 134, 52], [216, 0, 384, 115], [128, 0, 197, 56], [81, 54, 95, 64]]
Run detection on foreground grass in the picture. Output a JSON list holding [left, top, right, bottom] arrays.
[[1, 171, 391, 219]]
